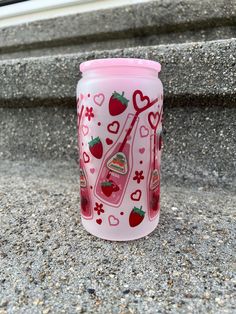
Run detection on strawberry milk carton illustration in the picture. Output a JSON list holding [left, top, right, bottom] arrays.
[[77, 58, 163, 241], [95, 113, 139, 207]]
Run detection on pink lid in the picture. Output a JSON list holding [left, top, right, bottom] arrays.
[[80, 58, 161, 73]]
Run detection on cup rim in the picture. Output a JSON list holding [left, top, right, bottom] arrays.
[[80, 58, 161, 73]]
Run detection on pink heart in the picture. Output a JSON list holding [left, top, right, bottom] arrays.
[[107, 121, 120, 134], [82, 125, 89, 136], [140, 125, 149, 138], [90, 168, 95, 174], [83, 152, 90, 163], [139, 147, 145, 154], [108, 215, 120, 226], [94, 93, 105, 106], [131, 189, 142, 201]]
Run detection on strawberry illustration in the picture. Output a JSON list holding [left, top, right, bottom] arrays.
[[129, 206, 145, 227], [109, 91, 129, 116], [101, 180, 119, 197], [89, 136, 103, 159]]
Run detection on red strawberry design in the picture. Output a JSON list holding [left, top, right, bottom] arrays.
[[109, 91, 129, 116], [129, 206, 145, 227], [89, 136, 103, 159], [101, 180, 119, 197]]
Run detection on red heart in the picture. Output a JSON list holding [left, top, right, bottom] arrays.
[[131, 189, 142, 201], [133, 90, 151, 112], [107, 121, 120, 134], [106, 138, 113, 145], [83, 152, 90, 163], [96, 219, 102, 225], [139, 147, 145, 154], [148, 112, 161, 130]]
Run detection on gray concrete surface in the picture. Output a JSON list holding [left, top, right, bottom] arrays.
[[0, 39, 235, 107], [0, 0, 235, 58], [0, 27, 236, 60], [0, 160, 235, 313], [1, 25, 235, 61], [0, 104, 235, 191], [1, 1, 235, 312]]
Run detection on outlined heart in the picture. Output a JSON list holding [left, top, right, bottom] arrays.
[[96, 219, 102, 225], [139, 147, 145, 154], [108, 215, 120, 226], [140, 125, 149, 138], [148, 112, 161, 130], [94, 93, 105, 106], [83, 152, 90, 163], [107, 121, 120, 134], [82, 125, 89, 136], [106, 138, 113, 145], [131, 189, 142, 201], [133, 90, 151, 112], [90, 168, 95, 174]]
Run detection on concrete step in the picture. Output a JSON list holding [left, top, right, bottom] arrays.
[[0, 159, 235, 313], [0, 39, 235, 107], [0, 0, 235, 59], [0, 39, 235, 190], [0, 103, 235, 191], [1, 2, 235, 312]]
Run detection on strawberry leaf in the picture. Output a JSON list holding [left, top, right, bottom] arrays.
[[89, 136, 101, 147], [112, 91, 129, 106], [133, 206, 145, 217], [101, 181, 113, 186]]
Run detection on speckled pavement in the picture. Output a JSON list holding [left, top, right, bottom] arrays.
[[0, 160, 235, 314], [1, 39, 235, 107], [1, 104, 235, 191], [0, 0, 235, 59]]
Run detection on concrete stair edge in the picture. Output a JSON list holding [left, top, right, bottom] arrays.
[[0, 0, 235, 55], [0, 38, 235, 107]]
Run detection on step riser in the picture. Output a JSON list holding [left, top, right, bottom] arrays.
[[0, 39, 235, 107], [0, 26, 235, 60], [1, 105, 235, 190]]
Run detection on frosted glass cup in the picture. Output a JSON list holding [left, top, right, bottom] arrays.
[[77, 58, 163, 241]]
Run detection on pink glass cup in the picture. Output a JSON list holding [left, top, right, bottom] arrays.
[[77, 58, 163, 241]]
